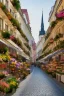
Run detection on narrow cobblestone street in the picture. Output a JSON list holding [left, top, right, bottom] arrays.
[[13, 67, 64, 96]]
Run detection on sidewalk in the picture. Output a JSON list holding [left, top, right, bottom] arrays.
[[47, 74, 64, 93], [53, 78, 64, 92]]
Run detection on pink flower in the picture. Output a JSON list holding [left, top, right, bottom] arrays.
[[10, 35, 15, 40]]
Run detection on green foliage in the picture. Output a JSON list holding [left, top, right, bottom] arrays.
[[51, 21, 57, 28], [10, 18, 20, 28], [45, 32, 50, 40], [54, 33, 63, 41], [12, 0, 20, 10], [59, 40, 64, 48], [54, 40, 64, 51], [10, 18, 28, 42], [2, 31, 10, 39], [3, 47, 8, 53], [1, 5, 6, 10], [57, 17, 64, 21], [6, 77, 17, 83]]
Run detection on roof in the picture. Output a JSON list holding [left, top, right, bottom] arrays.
[[21, 9, 30, 24], [39, 12, 45, 36]]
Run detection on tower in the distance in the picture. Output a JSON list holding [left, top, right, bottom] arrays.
[[39, 11, 45, 40]]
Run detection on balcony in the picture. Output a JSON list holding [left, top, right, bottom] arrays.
[[0, 2, 28, 42], [42, 34, 64, 54], [24, 43, 31, 51], [1, 31, 24, 50]]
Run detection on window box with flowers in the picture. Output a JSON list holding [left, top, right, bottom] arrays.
[[45, 32, 50, 40], [1, 5, 7, 14], [54, 40, 64, 51], [54, 33, 63, 41], [0, 2, 28, 42], [56, 10, 64, 20], [51, 21, 57, 28]]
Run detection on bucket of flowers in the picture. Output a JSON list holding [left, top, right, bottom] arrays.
[[6, 77, 19, 93], [0, 80, 10, 95]]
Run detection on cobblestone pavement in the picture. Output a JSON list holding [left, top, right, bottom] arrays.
[[12, 67, 64, 96]]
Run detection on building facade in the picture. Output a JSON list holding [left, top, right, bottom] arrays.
[[36, 12, 45, 60], [0, 0, 33, 60], [37, 0, 64, 62]]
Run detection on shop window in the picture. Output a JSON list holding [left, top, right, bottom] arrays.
[[0, 18, 3, 30]]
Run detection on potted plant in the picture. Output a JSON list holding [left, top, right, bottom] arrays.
[[2, 31, 10, 39], [12, 0, 20, 10], [51, 21, 57, 28]]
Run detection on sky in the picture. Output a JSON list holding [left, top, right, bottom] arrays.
[[20, 0, 55, 43]]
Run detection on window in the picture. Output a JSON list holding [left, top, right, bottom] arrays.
[[0, 18, 3, 30], [6, 0, 8, 9], [10, 9, 12, 13], [15, 14, 17, 19], [5, 24, 8, 31]]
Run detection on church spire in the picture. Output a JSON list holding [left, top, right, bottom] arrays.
[[39, 11, 45, 36]]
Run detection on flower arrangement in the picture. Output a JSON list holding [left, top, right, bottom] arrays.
[[0, 80, 10, 93], [0, 54, 9, 62], [6, 77, 18, 91]]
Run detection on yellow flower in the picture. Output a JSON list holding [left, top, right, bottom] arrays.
[[10, 81, 17, 86]]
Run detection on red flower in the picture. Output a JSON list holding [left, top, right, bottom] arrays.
[[10, 35, 15, 40]]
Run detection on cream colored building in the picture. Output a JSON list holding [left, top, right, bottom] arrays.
[[37, 0, 64, 61], [0, 0, 33, 60]]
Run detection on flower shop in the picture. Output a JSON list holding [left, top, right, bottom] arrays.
[[0, 40, 31, 95], [41, 49, 64, 83]]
